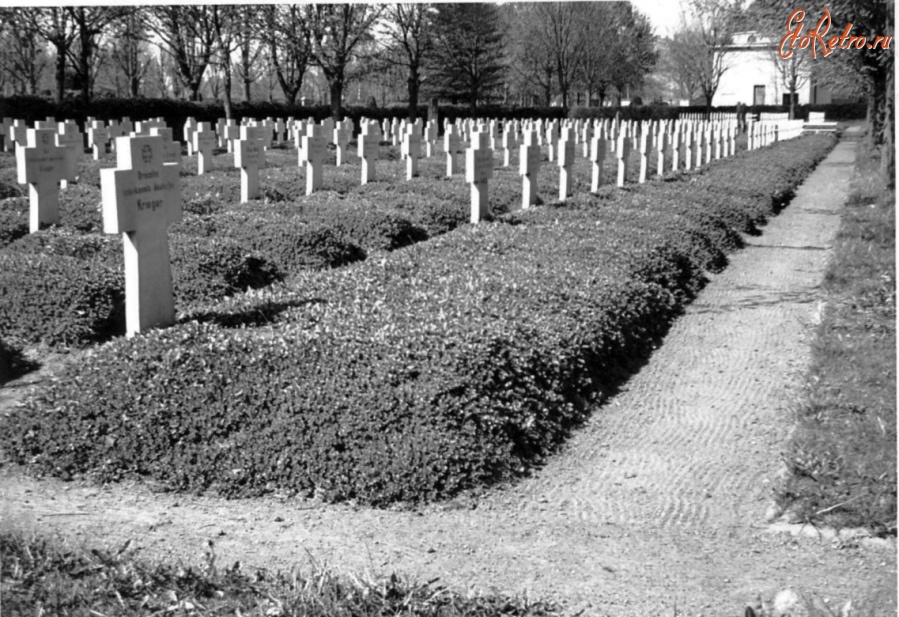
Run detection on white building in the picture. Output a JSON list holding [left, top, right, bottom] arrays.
[[713, 32, 832, 107]]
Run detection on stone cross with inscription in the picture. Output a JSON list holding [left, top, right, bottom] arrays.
[[466, 129, 493, 224], [100, 135, 182, 337], [235, 126, 265, 203], [17, 128, 68, 232], [519, 129, 541, 209], [301, 123, 328, 194]]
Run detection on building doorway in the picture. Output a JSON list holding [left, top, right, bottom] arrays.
[[753, 85, 766, 105]]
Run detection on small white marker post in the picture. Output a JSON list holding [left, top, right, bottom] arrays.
[[358, 120, 380, 185], [17, 128, 68, 232], [714, 126, 722, 160], [87, 121, 109, 160], [401, 123, 421, 180], [235, 126, 265, 203], [670, 128, 681, 172], [391, 118, 400, 146], [444, 125, 462, 176], [224, 122, 241, 153], [466, 129, 493, 223], [557, 126, 575, 201], [149, 127, 182, 164], [101, 135, 182, 337], [193, 123, 216, 174], [519, 129, 541, 209], [333, 119, 352, 166], [589, 133, 606, 193], [301, 123, 327, 195], [616, 131, 630, 187]]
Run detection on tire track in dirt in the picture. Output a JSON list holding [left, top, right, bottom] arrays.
[[3, 131, 895, 616]]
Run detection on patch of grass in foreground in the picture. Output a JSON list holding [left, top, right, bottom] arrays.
[[0, 530, 560, 617], [777, 135, 896, 534]]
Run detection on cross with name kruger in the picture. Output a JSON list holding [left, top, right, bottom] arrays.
[[101, 135, 182, 337]]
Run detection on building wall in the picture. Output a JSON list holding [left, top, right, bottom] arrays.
[[713, 48, 800, 106]]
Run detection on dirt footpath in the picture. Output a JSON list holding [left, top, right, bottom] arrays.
[[2, 130, 895, 616]]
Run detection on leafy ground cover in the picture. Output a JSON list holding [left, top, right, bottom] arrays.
[[0, 132, 837, 506], [0, 137, 683, 350], [776, 136, 896, 535], [0, 529, 559, 616]]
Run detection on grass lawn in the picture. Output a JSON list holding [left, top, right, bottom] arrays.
[[0, 529, 560, 617], [776, 135, 897, 534]]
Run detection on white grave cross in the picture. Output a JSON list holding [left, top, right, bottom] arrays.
[[235, 126, 265, 202], [401, 124, 421, 180], [101, 135, 182, 337], [358, 120, 380, 184], [557, 126, 576, 201], [519, 129, 542, 209], [301, 124, 328, 194], [192, 122, 216, 174], [17, 128, 68, 232], [466, 130, 493, 223]]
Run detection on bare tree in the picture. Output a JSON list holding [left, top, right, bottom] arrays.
[[30, 8, 76, 103], [573, 4, 621, 106], [149, 6, 217, 101], [669, 0, 743, 111], [108, 9, 152, 98], [65, 7, 129, 104], [0, 8, 47, 95], [305, 3, 382, 120], [379, 4, 435, 120], [262, 5, 311, 105]]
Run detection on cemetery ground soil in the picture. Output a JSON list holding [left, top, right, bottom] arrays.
[[1, 129, 895, 616]]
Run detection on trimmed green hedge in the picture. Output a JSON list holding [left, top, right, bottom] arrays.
[[0, 133, 837, 505], [1, 229, 283, 346]]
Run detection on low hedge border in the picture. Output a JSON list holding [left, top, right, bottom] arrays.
[[0, 134, 837, 506]]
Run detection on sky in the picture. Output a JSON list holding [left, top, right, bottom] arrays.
[[628, 0, 687, 37]]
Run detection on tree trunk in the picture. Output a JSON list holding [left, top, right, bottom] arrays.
[[407, 67, 419, 122], [242, 41, 251, 101], [55, 43, 66, 103], [223, 66, 233, 119], [329, 77, 343, 121]]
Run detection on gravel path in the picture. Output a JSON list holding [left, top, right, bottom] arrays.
[[2, 129, 895, 616]]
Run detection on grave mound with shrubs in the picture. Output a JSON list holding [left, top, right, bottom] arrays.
[[0, 133, 837, 506]]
